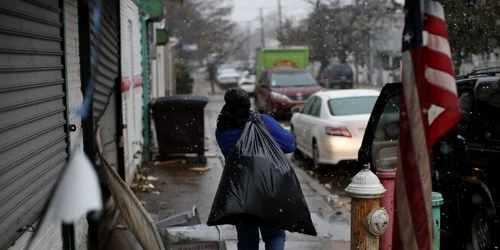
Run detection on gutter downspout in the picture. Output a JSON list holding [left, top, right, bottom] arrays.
[[141, 14, 151, 161], [167, 38, 179, 96]]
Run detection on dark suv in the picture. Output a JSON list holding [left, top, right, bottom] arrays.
[[358, 71, 500, 249], [318, 63, 354, 89]]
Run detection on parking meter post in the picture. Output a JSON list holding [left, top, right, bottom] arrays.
[[432, 192, 444, 250], [376, 168, 396, 250], [346, 164, 388, 250]]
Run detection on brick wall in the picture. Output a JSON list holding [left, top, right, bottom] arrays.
[[120, 0, 144, 185], [7, 0, 89, 249]]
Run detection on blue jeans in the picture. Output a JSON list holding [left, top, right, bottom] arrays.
[[235, 224, 286, 250]]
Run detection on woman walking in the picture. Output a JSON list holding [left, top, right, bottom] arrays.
[[215, 88, 295, 250]]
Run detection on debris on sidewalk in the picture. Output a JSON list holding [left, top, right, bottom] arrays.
[[130, 166, 161, 194], [189, 166, 212, 172], [154, 159, 184, 166]]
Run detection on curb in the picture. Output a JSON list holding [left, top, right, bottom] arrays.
[[292, 162, 332, 198]]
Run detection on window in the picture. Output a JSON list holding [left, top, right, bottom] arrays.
[[301, 97, 316, 115], [475, 81, 500, 140], [310, 97, 322, 117], [218, 68, 238, 75], [374, 94, 401, 141], [270, 72, 317, 87], [457, 88, 474, 124], [327, 96, 378, 116]]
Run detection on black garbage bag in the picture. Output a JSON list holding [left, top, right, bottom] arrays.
[[207, 114, 317, 236]]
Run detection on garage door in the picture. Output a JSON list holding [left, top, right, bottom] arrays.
[[0, 0, 67, 248]]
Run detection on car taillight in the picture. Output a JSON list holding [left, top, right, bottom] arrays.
[[330, 73, 334, 79], [325, 126, 351, 137]]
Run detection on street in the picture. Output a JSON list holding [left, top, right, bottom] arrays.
[[109, 75, 357, 249], [2, 0, 498, 249]]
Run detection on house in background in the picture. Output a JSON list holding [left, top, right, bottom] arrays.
[[354, 8, 404, 86], [459, 49, 500, 75], [0, 0, 178, 249]]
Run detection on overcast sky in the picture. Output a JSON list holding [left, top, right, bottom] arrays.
[[230, 0, 313, 25], [230, 0, 405, 24]]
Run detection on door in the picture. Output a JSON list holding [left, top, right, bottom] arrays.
[[304, 97, 322, 151], [357, 83, 400, 171], [0, 0, 68, 248], [299, 97, 320, 156], [470, 81, 500, 213], [293, 97, 316, 151]]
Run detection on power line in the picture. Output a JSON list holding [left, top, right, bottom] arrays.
[[277, 0, 283, 37]]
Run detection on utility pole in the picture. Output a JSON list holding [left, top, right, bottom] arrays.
[[277, 0, 283, 38], [259, 8, 265, 48], [247, 23, 252, 60]]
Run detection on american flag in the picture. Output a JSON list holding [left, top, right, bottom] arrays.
[[393, 0, 461, 250]]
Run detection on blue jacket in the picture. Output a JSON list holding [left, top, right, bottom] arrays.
[[215, 114, 295, 158]]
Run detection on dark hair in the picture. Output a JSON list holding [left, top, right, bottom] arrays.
[[216, 88, 251, 132]]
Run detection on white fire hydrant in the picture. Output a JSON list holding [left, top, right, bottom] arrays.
[[345, 164, 389, 250]]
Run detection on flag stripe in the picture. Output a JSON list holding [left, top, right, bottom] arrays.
[[425, 67, 456, 95], [405, 49, 433, 250], [425, 0, 445, 20], [395, 0, 460, 249], [395, 152, 419, 250], [424, 31, 451, 58], [428, 110, 461, 148], [424, 48, 455, 78], [426, 83, 461, 109], [427, 104, 445, 125], [424, 15, 449, 40]]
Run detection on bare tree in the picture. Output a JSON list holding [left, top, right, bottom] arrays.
[[164, 0, 238, 62], [278, 0, 392, 77], [444, 0, 500, 73]]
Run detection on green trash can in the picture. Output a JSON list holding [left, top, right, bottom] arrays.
[[432, 192, 444, 250]]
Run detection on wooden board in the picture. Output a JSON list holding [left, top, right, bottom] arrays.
[[100, 155, 165, 250]]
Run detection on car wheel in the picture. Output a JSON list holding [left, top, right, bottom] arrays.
[[312, 141, 321, 169], [471, 210, 492, 250], [465, 192, 498, 250]]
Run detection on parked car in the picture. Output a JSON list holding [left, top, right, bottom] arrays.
[[217, 64, 232, 71], [216, 67, 240, 88], [238, 70, 256, 95], [357, 73, 500, 249], [290, 89, 380, 168], [255, 68, 322, 117], [318, 63, 354, 89]]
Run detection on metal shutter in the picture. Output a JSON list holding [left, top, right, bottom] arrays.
[[86, 1, 122, 249], [0, 0, 67, 248], [89, 0, 120, 168]]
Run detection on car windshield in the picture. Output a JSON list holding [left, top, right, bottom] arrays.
[[219, 68, 238, 75], [329, 64, 352, 73], [270, 72, 317, 87], [328, 96, 378, 116]]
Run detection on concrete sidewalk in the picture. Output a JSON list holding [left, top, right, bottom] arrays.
[[107, 78, 350, 249]]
